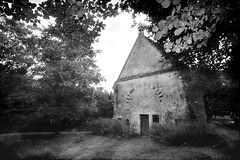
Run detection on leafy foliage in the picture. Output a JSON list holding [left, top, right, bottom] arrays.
[[0, 0, 119, 50], [0, 0, 119, 132], [0, 18, 38, 119], [179, 69, 223, 122], [92, 87, 114, 118], [204, 87, 239, 124], [152, 0, 225, 53], [0, 0, 40, 24], [121, 0, 240, 71]]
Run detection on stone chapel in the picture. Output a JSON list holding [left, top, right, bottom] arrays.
[[113, 33, 188, 135]]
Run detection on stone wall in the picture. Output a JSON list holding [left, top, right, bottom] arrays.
[[114, 71, 187, 134], [118, 35, 172, 80]]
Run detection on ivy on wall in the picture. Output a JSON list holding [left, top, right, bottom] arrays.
[[179, 69, 222, 122]]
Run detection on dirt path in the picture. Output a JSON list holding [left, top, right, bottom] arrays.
[[0, 133, 229, 160]]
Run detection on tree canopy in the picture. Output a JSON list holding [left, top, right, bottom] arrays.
[[120, 0, 240, 72]]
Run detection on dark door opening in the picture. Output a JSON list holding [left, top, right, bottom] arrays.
[[140, 114, 149, 135]]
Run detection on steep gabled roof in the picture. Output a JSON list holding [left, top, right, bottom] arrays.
[[113, 34, 172, 89]]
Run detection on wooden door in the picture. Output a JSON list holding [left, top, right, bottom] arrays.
[[140, 114, 149, 135]]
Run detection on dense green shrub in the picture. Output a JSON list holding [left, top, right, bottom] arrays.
[[90, 118, 137, 137], [35, 106, 91, 133], [151, 121, 223, 146]]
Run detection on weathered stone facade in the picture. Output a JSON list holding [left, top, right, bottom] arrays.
[[113, 34, 188, 135]]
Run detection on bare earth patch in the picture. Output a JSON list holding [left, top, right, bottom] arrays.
[[0, 132, 234, 160]]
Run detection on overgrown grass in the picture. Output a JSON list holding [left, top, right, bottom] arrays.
[[89, 118, 137, 137], [151, 121, 224, 146]]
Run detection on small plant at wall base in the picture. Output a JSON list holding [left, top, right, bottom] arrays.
[[165, 111, 174, 123], [151, 121, 224, 146]]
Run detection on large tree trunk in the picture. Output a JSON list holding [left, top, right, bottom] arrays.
[[194, 91, 207, 123], [187, 90, 207, 124]]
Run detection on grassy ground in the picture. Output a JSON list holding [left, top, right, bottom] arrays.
[[0, 129, 237, 160]]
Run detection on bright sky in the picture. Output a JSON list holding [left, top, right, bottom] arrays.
[[94, 13, 140, 92]]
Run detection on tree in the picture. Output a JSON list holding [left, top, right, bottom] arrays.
[[29, 0, 116, 131], [0, 17, 38, 118], [92, 87, 114, 118], [33, 35, 104, 131], [0, 0, 119, 132], [204, 87, 239, 123], [120, 0, 239, 70], [0, 0, 40, 24]]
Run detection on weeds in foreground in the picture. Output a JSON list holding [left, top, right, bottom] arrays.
[[89, 118, 137, 137], [151, 121, 225, 146]]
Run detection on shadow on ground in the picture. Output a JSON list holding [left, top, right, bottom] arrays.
[[22, 133, 58, 139], [17, 154, 70, 160], [0, 131, 238, 160], [0, 140, 70, 160]]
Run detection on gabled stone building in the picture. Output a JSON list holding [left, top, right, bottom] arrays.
[[113, 33, 188, 135]]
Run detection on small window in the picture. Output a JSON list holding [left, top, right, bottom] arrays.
[[152, 115, 159, 123], [117, 118, 122, 120], [126, 119, 130, 126]]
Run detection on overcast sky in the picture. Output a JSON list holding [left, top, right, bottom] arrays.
[[93, 12, 140, 92]]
